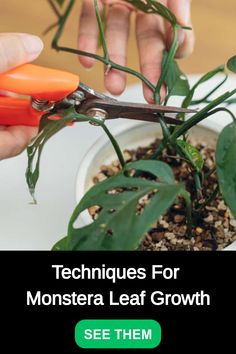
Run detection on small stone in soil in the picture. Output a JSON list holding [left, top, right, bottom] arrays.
[[174, 215, 185, 223], [230, 219, 236, 228]]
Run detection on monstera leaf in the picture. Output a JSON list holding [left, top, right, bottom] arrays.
[[176, 140, 204, 172], [216, 121, 236, 217], [53, 160, 189, 250], [26, 112, 74, 202], [125, 0, 177, 26]]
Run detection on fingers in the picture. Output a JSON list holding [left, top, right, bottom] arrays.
[[77, 0, 193, 100], [167, 0, 195, 58], [0, 126, 38, 160], [0, 33, 43, 73], [104, 3, 131, 95], [78, 0, 103, 68], [78, 0, 131, 94], [136, 12, 166, 103]]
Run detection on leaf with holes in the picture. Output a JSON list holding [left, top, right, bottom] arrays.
[[26, 110, 74, 202], [125, 0, 176, 26], [176, 140, 204, 172], [216, 121, 236, 217], [53, 160, 188, 250]]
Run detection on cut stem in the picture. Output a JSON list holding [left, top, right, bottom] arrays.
[[196, 185, 219, 212], [72, 113, 126, 168], [181, 190, 193, 238]]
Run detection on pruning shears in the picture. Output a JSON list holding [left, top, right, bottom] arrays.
[[0, 64, 195, 127]]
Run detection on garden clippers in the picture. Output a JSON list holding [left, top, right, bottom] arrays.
[[0, 64, 195, 126]]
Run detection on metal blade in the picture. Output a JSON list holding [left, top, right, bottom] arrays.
[[116, 112, 183, 125], [78, 83, 196, 114], [101, 100, 196, 114], [78, 98, 192, 125]]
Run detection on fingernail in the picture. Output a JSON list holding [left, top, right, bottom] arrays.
[[182, 0, 191, 25], [145, 92, 154, 104], [177, 29, 185, 47], [19, 34, 44, 60]]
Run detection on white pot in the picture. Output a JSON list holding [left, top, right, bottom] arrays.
[[75, 120, 236, 251]]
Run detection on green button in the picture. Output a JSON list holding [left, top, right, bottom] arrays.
[[75, 319, 161, 349]]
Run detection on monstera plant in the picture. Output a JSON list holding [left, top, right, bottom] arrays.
[[26, 0, 236, 250]]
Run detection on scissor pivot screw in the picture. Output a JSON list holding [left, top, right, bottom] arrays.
[[32, 99, 55, 112], [87, 108, 108, 126], [68, 91, 85, 106]]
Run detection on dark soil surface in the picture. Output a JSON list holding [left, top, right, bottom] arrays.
[[91, 138, 236, 251]]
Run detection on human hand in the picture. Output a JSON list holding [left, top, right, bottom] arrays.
[[0, 33, 43, 160], [78, 0, 194, 102]]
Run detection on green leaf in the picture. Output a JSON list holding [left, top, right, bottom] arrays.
[[190, 75, 228, 106], [55, 0, 65, 7], [182, 65, 225, 110], [54, 160, 187, 250], [126, 160, 175, 184], [179, 65, 226, 120], [26, 110, 74, 202], [193, 65, 225, 87], [216, 121, 236, 218], [52, 236, 68, 251], [125, 0, 176, 26], [227, 55, 236, 74], [176, 140, 204, 172], [171, 89, 236, 140], [162, 52, 190, 100]]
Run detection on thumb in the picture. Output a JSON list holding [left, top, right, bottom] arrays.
[[0, 33, 44, 73]]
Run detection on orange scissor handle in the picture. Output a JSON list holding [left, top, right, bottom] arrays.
[[0, 97, 42, 126], [0, 64, 79, 126], [0, 64, 79, 101]]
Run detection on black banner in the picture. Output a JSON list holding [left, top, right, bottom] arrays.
[[0, 251, 235, 353]]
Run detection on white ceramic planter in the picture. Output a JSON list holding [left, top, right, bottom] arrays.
[[75, 120, 236, 251]]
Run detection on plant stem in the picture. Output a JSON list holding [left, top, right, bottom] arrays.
[[52, 0, 75, 48], [205, 166, 216, 179], [43, 22, 60, 36], [181, 190, 193, 237], [179, 65, 226, 121], [54, 43, 155, 92], [170, 90, 236, 141], [48, 0, 61, 18], [193, 172, 202, 199], [71, 112, 125, 168], [218, 107, 236, 121], [154, 26, 179, 103], [190, 74, 228, 105], [159, 117, 171, 139], [94, 0, 109, 61], [196, 185, 219, 212], [101, 125, 126, 168], [151, 140, 166, 159], [51, 0, 155, 92]]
